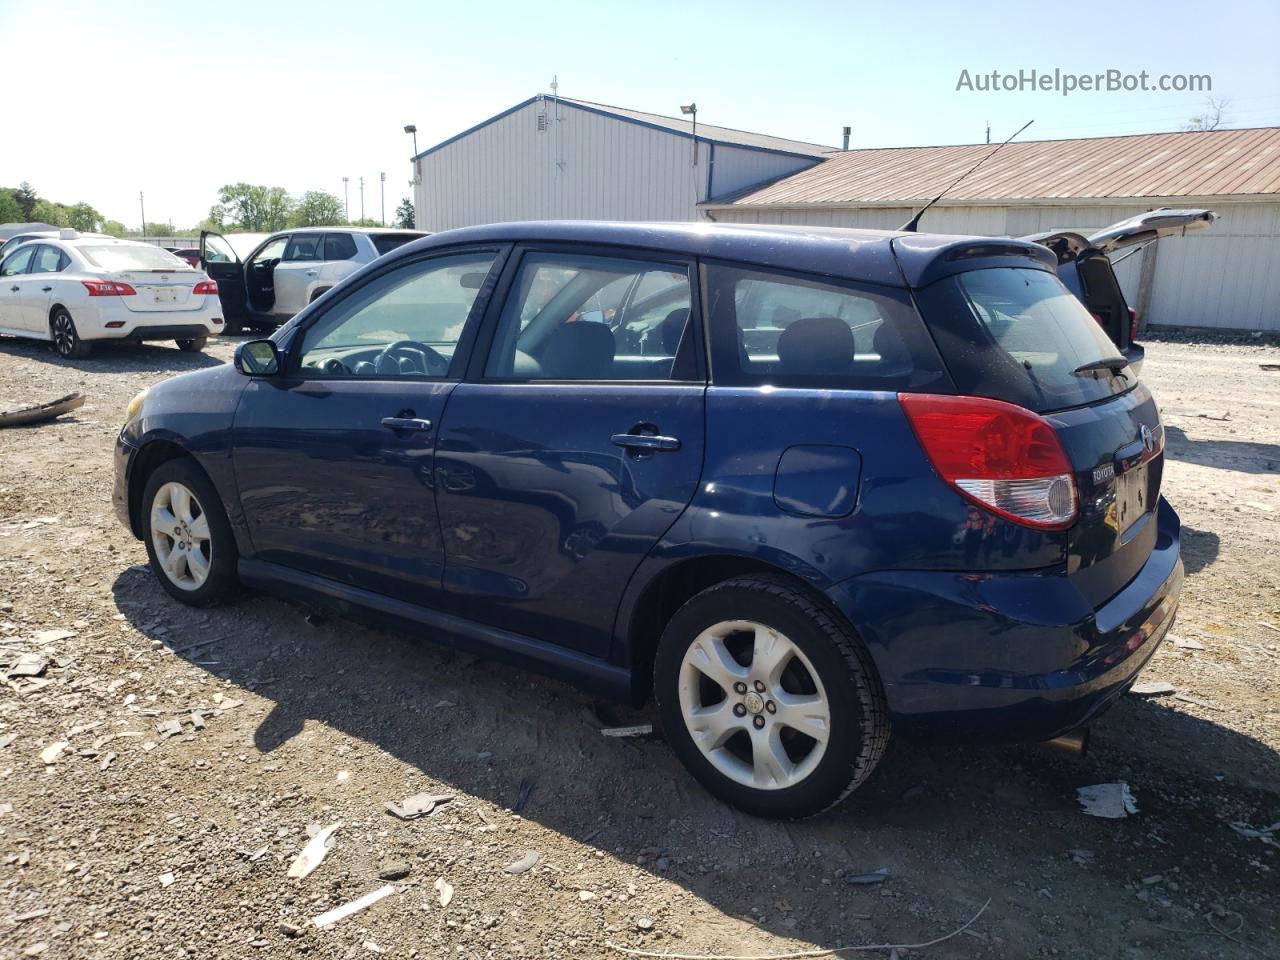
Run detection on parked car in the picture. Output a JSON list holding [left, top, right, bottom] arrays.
[[0, 233, 223, 357], [1024, 208, 1218, 374], [199, 226, 427, 334], [167, 248, 202, 268], [1, 229, 113, 253], [114, 221, 1182, 818]]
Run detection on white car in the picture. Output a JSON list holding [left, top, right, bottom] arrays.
[[199, 226, 427, 332], [0, 232, 224, 358]]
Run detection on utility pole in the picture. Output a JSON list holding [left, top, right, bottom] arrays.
[[359, 177, 365, 223], [342, 177, 349, 222], [379, 172, 386, 226], [985, 122, 991, 145], [139, 191, 146, 235]]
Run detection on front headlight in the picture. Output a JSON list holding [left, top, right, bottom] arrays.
[[124, 389, 148, 424]]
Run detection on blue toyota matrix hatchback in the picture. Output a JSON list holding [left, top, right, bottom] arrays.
[[114, 222, 1182, 818]]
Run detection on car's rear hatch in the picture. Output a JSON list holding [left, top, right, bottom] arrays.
[[77, 243, 208, 313], [910, 255, 1165, 607]]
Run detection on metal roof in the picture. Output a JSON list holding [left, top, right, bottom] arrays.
[[707, 127, 1280, 207], [413, 95, 836, 161]]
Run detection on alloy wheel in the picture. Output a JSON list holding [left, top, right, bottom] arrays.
[[677, 619, 831, 790], [149, 481, 213, 591], [52, 312, 76, 357]]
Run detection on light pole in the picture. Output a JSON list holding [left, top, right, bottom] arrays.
[[680, 103, 698, 166], [403, 123, 418, 157], [342, 177, 349, 222], [139, 191, 146, 235], [379, 172, 386, 226], [359, 177, 365, 223]]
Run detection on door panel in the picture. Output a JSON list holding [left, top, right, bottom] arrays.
[[200, 231, 248, 320], [22, 245, 63, 332], [434, 383, 705, 656], [275, 234, 324, 317], [0, 244, 36, 331]]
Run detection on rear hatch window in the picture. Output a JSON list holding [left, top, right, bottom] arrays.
[[79, 244, 191, 273], [915, 266, 1132, 413]]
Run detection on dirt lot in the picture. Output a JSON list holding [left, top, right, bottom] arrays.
[[1, 334, 1277, 960]]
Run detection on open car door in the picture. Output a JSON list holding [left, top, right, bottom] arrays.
[[200, 230, 248, 333]]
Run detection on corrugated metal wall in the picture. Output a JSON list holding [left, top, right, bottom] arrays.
[[414, 101, 816, 232], [712, 201, 1280, 331]]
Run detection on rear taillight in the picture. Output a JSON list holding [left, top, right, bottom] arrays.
[[82, 279, 136, 297], [899, 393, 1078, 530], [1090, 312, 1106, 329], [1128, 307, 1139, 343], [193, 280, 218, 296]]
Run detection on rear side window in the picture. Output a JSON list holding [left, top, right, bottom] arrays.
[[324, 232, 358, 261], [372, 233, 416, 256], [705, 264, 946, 390], [916, 267, 1132, 412], [284, 235, 323, 261], [32, 245, 68, 273]]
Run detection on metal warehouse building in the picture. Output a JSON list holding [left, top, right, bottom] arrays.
[[411, 94, 833, 231], [413, 101, 1280, 332]]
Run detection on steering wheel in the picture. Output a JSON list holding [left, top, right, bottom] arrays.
[[375, 339, 449, 376]]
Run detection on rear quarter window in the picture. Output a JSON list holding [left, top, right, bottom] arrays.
[[372, 233, 417, 256], [704, 263, 947, 391], [916, 266, 1132, 412]]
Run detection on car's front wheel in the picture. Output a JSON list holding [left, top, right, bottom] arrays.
[[176, 336, 208, 352], [654, 575, 889, 818], [142, 459, 238, 606], [50, 307, 92, 359]]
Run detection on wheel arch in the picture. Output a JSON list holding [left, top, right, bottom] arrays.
[[620, 554, 844, 705], [127, 440, 207, 538]]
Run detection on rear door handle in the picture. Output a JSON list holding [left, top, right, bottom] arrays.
[[381, 417, 432, 432], [305, 270, 318, 277], [611, 433, 681, 452], [41, 286, 52, 292], [8, 285, 17, 292]]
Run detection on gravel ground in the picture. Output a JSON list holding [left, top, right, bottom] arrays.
[[0, 333, 1277, 960]]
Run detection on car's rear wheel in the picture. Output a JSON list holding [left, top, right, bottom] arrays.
[[50, 307, 92, 359], [654, 575, 889, 818], [176, 336, 208, 352], [142, 459, 238, 606]]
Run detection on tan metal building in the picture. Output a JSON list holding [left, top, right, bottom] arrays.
[[702, 127, 1280, 333]]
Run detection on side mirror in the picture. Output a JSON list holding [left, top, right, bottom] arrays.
[[234, 339, 280, 376]]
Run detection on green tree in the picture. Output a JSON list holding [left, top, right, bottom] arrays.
[[289, 190, 346, 227], [394, 197, 415, 229], [65, 202, 102, 232], [349, 218, 381, 227], [30, 200, 69, 227], [14, 182, 38, 220], [101, 220, 127, 238], [209, 183, 294, 231], [0, 190, 21, 223]]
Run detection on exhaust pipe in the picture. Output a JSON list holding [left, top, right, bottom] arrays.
[[1042, 728, 1090, 757]]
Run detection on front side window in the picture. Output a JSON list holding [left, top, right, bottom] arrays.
[[484, 253, 693, 381], [705, 264, 944, 390], [252, 237, 288, 265], [284, 235, 323, 262], [297, 251, 497, 378], [0, 245, 37, 277]]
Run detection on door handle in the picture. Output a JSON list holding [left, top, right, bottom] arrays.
[[41, 286, 52, 292], [306, 270, 317, 277], [611, 432, 681, 452], [381, 417, 433, 432], [8, 285, 17, 292]]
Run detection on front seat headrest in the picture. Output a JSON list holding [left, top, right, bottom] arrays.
[[541, 321, 616, 379], [660, 308, 689, 355], [776, 316, 854, 375]]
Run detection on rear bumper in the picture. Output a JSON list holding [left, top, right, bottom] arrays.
[[826, 497, 1182, 741], [81, 300, 221, 341]]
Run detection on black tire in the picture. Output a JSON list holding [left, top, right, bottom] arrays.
[[141, 458, 239, 607], [50, 307, 92, 359], [176, 336, 208, 352], [654, 574, 889, 819]]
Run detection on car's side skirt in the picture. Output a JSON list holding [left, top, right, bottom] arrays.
[[237, 558, 634, 702]]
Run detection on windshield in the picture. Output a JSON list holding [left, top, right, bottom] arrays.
[[916, 267, 1132, 412], [79, 244, 191, 272]]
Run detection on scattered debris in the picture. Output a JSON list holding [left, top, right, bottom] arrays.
[[384, 792, 453, 820], [1069, 849, 1095, 864], [31, 629, 75, 644], [38, 741, 68, 765], [6, 653, 48, 679], [1129, 681, 1176, 698], [514, 778, 534, 812], [248, 846, 270, 862], [1229, 821, 1280, 846], [362, 941, 386, 954], [379, 862, 411, 881], [1260, 363, 1280, 371], [1170, 636, 1206, 650], [159, 873, 175, 887], [601, 724, 654, 738], [846, 868, 890, 886], [99, 752, 116, 771], [503, 850, 540, 875], [1195, 410, 1231, 421], [578, 890, 597, 901], [312, 884, 396, 928], [635, 917, 654, 931], [279, 922, 302, 938], [21, 942, 48, 957], [156, 719, 183, 739], [434, 876, 454, 908], [0, 733, 16, 750], [287, 823, 340, 879], [1174, 692, 1222, 711], [1077, 783, 1139, 819], [0, 392, 85, 428], [12, 909, 50, 923]]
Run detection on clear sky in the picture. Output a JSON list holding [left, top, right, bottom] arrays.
[[2, 0, 1277, 229]]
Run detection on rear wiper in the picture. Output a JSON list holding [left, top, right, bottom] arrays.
[[1072, 357, 1129, 379]]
